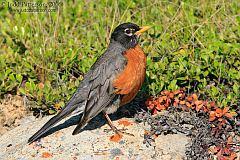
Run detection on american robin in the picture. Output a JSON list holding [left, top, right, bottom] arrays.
[[28, 22, 150, 143]]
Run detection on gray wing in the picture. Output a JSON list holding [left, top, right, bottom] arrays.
[[72, 49, 127, 134]]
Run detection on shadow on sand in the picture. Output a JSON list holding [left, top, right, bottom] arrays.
[[36, 103, 142, 140]]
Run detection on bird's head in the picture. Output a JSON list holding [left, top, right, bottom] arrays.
[[111, 22, 150, 49]]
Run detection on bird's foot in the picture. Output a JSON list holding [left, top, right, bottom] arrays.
[[102, 111, 134, 136], [104, 127, 134, 136]]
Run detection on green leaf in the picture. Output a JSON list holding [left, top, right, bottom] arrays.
[[0, 72, 4, 81], [25, 82, 31, 90], [5, 68, 12, 77], [19, 87, 26, 95], [30, 81, 36, 91], [211, 86, 219, 96], [9, 73, 15, 81], [16, 74, 23, 82], [233, 83, 239, 94], [169, 80, 177, 90], [177, 77, 186, 80], [24, 62, 31, 69], [49, 109, 56, 115], [203, 71, 209, 77]]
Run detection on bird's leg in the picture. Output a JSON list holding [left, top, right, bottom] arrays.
[[102, 111, 134, 136], [103, 111, 121, 136]]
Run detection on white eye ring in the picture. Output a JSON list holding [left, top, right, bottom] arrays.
[[124, 28, 134, 36]]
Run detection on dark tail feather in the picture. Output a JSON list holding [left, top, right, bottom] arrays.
[[28, 105, 78, 144], [72, 118, 87, 135]]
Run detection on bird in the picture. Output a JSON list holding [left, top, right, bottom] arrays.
[[28, 22, 150, 143]]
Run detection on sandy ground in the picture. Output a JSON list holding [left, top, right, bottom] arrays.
[[0, 113, 190, 160], [0, 95, 29, 135]]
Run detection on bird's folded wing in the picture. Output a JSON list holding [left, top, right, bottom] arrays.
[[72, 48, 127, 134]]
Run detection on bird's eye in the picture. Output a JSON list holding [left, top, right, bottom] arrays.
[[124, 28, 133, 36], [125, 29, 131, 34]]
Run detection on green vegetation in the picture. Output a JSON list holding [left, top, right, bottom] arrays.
[[0, 0, 239, 112]]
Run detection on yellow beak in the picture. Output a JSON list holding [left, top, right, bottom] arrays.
[[135, 26, 151, 36]]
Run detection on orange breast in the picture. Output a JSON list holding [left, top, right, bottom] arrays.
[[113, 45, 146, 106]]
